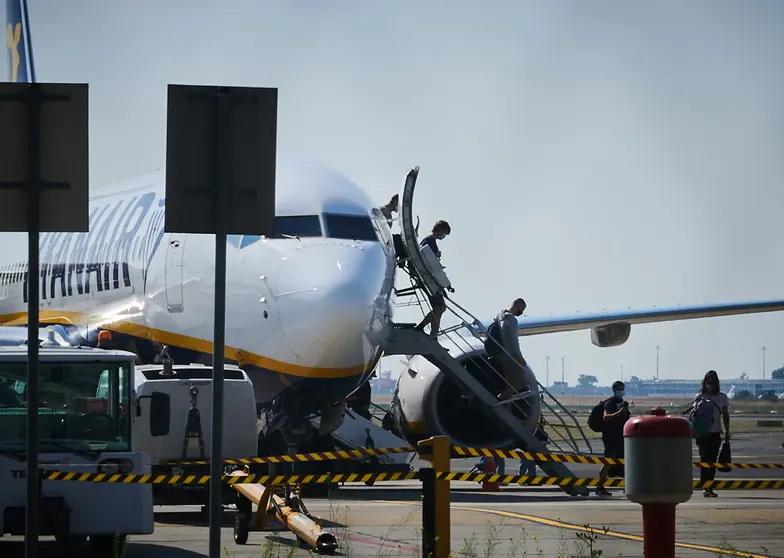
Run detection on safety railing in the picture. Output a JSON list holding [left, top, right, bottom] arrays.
[[158, 444, 784, 470], [39, 437, 784, 557], [392, 262, 593, 455]]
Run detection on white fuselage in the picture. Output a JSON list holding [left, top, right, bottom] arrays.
[[0, 156, 398, 414]]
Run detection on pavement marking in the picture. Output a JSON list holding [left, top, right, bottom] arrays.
[[449, 506, 771, 558], [371, 500, 770, 558]]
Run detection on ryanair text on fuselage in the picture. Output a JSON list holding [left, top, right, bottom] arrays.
[[4, 191, 167, 304]]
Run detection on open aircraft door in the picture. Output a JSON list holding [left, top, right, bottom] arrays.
[[398, 167, 452, 296], [165, 235, 187, 313]]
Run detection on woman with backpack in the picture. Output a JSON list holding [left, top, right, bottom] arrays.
[[690, 370, 731, 498]]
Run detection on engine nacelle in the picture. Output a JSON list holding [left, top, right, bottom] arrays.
[[388, 335, 540, 450], [590, 322, 631, 347]]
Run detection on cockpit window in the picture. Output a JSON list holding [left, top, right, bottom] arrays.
[[276, 215, 323, 238], [236, 215, 323, 249], [324, 214, 378, 242]]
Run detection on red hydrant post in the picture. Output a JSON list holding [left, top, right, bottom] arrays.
[[624, 406, 693, 558]]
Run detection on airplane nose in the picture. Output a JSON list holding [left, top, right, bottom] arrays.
[[275, 243, 384, 373]]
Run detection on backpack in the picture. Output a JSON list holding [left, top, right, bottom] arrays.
[[687, 396, 718, 438], [484, 319, 504, 358], [587, 400, 607, 433]]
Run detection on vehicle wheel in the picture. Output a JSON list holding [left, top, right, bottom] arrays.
[[237, 494, 253, 516], [233, 513, 249, 545], [55, 534, 88, 546], [90, 534, 128, 558]]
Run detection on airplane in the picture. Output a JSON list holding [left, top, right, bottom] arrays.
[[5, 0, 784, 461], [3, 0, 398, 457]]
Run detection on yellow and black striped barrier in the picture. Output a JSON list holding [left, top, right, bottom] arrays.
[[435, 472, 784, 490], [449, 446, 784, 470], [438, 472, 625, 488], [173, 446, 415, 466], [40, 469, 784, 490], [40, 470, 418, 485], [691, 462, 784, 470], [171, 444, 784, 470]]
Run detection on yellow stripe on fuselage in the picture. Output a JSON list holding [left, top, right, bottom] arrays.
[[0, 311, 368, 380]]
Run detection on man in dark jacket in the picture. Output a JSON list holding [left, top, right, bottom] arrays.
[[596, 380, 630, 496]]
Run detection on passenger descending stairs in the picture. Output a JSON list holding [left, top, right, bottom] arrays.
[[390, 165, 589, 497], [383, 325, 589, 497]]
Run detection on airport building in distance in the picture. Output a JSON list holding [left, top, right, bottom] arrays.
[[552, 378, 784, 398]]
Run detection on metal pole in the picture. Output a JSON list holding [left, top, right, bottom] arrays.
[[208, 89, 230, 558], [545, 356, 550, 387], [420, 467, 436, 558], [25, 83, 42, 558], [561, 356, 565, 395], [762, 346, 766, 381], [620, 364, 624, 382], [656, 345, 660, 381]]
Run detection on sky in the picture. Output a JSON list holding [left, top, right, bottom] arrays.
[[7, 0, 784, 385]]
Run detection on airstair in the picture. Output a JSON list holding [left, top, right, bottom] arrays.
[[387, 167, 594, 496]]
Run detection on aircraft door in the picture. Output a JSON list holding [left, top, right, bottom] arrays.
[[165, 235, 187, 313], [398, 167, 443, 295]]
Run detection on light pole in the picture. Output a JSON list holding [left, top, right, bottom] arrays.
[[546, 355, 550, 387], [561, 356, 565, 395], [620, 364, 624, 382], [656, 345, 660, 381], [762, 346, 767, 380]]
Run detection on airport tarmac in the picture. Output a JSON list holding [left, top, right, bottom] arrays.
[[1, 433, 781, 557], [2, 486, 781, 557]]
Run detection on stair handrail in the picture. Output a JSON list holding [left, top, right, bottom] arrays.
[[392, 270, 593, 455]]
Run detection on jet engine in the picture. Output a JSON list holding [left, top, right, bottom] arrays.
[[388, 334, 540, 450], [590, 322, 631, 348]]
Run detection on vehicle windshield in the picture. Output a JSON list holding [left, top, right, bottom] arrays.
[[0, 360, 132, 454]]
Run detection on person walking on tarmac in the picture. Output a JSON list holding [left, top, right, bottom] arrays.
[[690, 370, 731, 498], [596, 381, 631, 496], [414, 220, 454, 339]]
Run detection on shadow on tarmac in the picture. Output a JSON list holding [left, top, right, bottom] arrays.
[[0, 540, 206, 558], [330, 485, 585, 504], [154, 509, 347, 529], [126, 543, 207, 558]]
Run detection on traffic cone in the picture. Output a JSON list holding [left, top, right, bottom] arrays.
[[481, 453, 500, 491]]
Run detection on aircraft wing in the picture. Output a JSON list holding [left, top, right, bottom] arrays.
[[511, 299, 784, 336]]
